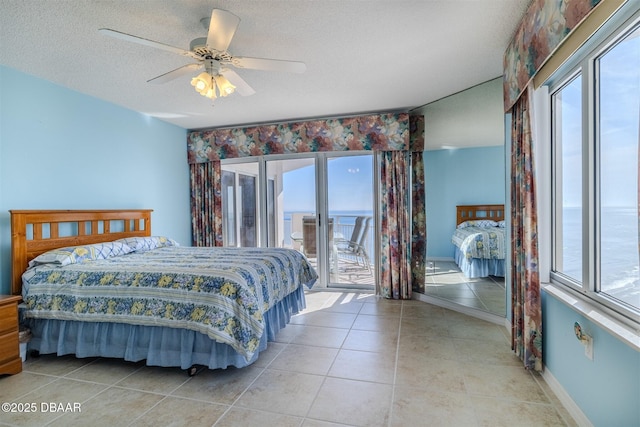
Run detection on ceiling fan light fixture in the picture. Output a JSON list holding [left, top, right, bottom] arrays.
[[204, 86, 217, 99], [191, 72, 211, 93], [191, 71, 235, 99], [213, 74, 236, 96]]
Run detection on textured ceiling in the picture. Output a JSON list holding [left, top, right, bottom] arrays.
[[0, 1, 529, 132]]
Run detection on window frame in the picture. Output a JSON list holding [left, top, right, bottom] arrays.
[[220, 160, 261, 248], [547, 7, 640, 331], [550, 71, 584, 289]]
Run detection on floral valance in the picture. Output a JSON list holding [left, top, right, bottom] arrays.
[[503, 0, 605, 112], [187, 112, 424, 164]]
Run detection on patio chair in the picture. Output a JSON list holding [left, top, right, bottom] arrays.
[[336, 216, 372, 273], [290, 212, 313, 250], [301, 216, 333, 259]]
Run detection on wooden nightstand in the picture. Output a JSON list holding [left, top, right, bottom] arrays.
[[0, 295, 22, 375]]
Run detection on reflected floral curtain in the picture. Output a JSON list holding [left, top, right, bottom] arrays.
[[411, 151, 427, 293], [510, 87, 542, 371], [380, 151, 412, 299], [189, 161, 222, 247]]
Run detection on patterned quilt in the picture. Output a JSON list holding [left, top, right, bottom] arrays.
[[22, 246, 317, 361], [452, 226, 506, 260]]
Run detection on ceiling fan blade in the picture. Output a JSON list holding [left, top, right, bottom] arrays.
[[206, 9, 240, 52], [99, 28, 200, 60], [147, 63, 203, 84], [231, 56, 306, 73], [221, 69, 256, 96]]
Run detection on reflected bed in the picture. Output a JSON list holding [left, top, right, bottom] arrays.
[[452, 205, 506, 278]]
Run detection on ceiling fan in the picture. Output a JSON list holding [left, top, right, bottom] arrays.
[[99, 9, 306, 99]]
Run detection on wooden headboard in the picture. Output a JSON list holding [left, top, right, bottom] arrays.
[[456, 204, 504, 226], [10, 209, 153, 296]]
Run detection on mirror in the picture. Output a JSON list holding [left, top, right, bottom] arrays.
[[412, 77, 507, 318]]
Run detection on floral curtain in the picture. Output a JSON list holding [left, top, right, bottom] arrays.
[[380, 151, 413, 299], [503, 0, 603, 112], [510, 87, 542, 371], [503, 0, 611, 373], [189, 161, 222, 247], [187, 113, 411, 163], [187, 112, 426, 298]]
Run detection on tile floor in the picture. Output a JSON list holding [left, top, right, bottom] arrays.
[[0, 291, 576, 427], [422, 260, 506, 316]]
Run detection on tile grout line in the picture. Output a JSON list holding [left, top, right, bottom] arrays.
[[385, 299, 404, 427], [297, 293, 362, 425], [212, 302, 351, 427], [124, 366, 197, 426], [211, 330, 291, 426]]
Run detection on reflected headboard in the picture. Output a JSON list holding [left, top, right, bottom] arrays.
[[456, 204, 504, 226], [10, 209, 153, 296]]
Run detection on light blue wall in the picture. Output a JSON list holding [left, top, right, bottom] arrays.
[[542, 292, 640, 426], [424, 145, 505, 259], [0, 65, 191, 295]]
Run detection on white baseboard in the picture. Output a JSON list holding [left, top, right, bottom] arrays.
[[540, 367, 593, 427]]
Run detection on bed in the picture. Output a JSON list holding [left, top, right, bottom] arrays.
[[451, 204, 506, 278], [10, 209, 317, 374]]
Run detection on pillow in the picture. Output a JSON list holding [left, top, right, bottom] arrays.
[[116, 236, 179, 252], [28, 241, 134, 268], [457, 219, 498, 229], [497, 220, 506, 228]]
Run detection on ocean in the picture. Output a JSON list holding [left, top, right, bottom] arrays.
[[283, 210, 373, 247], [562, 206, 639, 304]]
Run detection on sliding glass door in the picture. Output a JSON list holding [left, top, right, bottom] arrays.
[[265, 157, 316, 252], [326, 155, 375, 288], [221, 153, 376, 289], [221, 163, 259, 247]]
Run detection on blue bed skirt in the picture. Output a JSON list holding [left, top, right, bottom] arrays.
[[25, 286, 306, 370], [454, 247, 505, 279]]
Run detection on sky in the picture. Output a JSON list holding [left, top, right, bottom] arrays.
[[560, 26, 639, 209], [557, 25, 639, 283], [282, 155, 373, 213]]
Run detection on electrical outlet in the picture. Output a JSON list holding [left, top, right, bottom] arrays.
[[584, 337, 593, 360]]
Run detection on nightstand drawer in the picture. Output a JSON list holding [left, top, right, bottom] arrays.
[[0, 303, 18, 335], [0, 331, 19, 364]]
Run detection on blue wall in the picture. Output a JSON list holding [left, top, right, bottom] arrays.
[[0, 65, 192, 295], [424, 145, 505, 258], [542, 292, 640, 426]]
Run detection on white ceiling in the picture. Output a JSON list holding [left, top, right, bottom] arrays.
[[0, 1, 529, 132]]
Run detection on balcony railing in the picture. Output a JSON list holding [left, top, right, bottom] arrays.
[[284, 213, 375, 267]]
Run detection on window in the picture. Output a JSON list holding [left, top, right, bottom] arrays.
[[220, 163, 260, 247], [596, 23, 640, 310], [221, 170, 237, 246], [550, 13, 640, 323], [552, 74, 583, 283]]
